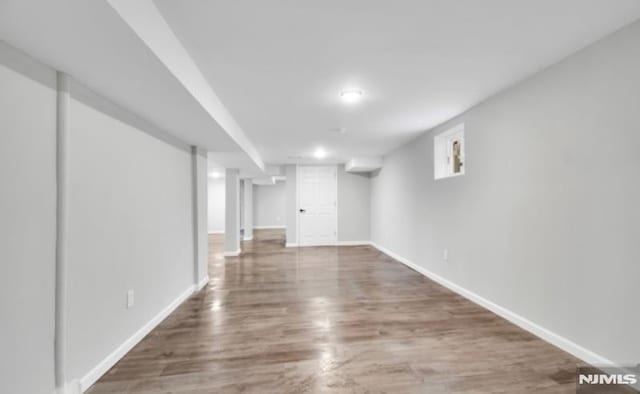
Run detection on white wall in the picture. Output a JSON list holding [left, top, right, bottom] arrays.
[[253, 181, 286, 228], [285, 165, 297, 244], [243, 179, 253, 239], [337, 165, 370, 242], [65, 82, 197, 384], [370, 21, 640, 364], [224, 168, 240, 253], [0, 41, 57, 394], [1, 40, 208, 394], [207, 177, 225, 233], [194, 148, 209, 284], [239, 179, 245, 230]]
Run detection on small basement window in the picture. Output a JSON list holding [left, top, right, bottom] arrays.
[[434, 124, 465, 180]]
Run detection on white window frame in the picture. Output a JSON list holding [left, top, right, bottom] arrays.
[[434, 124, 465, 180]]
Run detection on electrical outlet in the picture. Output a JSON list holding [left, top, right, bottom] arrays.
[[443, 249, 449, 262], [127, 290, 134, 309]]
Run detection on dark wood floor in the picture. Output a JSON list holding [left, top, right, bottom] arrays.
[[88, 229, 582, 393]]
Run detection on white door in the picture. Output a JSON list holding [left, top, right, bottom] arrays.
[[298, 166, 337, 246]]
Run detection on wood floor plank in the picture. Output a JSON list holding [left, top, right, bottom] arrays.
[[87, 229, 586, 393]]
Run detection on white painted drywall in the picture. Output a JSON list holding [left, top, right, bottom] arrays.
[[65, 82, 195, 383], [253, 181, 286, 228], [285, 165, 297, 245], [337, 165, 370, 242], [207, 177, 225, 233], [370, 21, 640, 364], [224, 168, 240, 253], [0, 41, 57, 394], [194, 148, 209, 284], [243, 179, 253, 239], [239, 179, 244, 231]]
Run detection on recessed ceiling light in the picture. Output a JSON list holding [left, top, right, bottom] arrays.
[[314, 147, 327, 159], [340, 89, 363, 103], [209, 171, 223, 179]]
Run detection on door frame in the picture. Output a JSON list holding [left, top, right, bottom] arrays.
[[296, 164, 339, 246]]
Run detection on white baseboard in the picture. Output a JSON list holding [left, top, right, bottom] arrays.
[[287, 241, 372, 247], [253, 225, 285, 230], [337, 240, 372, 246], [243, 236, 254, 241], [78, 285, 195, 392], [207, 230, 224, 234], [370, 241, 615, 367], [223, 249, 241, 257], [196, 275, 209, 290]]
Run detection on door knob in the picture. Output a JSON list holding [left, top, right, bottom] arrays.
[[299, 209, 306, 213]]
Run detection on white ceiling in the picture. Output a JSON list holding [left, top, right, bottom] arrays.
[[2, 1, 639, 173], [156, 0, 640, 164], [0, 0, 262, 172]]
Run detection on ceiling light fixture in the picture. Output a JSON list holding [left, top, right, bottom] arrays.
[[314, 147, 327, 159], [209, 171, 222, 179], [339, 89, 363, 103]]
